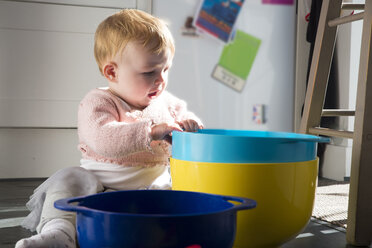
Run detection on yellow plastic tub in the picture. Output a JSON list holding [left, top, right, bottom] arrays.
[[170, 158, 318, 248]]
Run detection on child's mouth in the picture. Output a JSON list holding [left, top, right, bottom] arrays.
[[148, 91, 157, 98]]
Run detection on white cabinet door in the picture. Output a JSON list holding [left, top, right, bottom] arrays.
[[0, 1, 131, 127], [0, 128, 82, 178], [9, 0, 137, 8]]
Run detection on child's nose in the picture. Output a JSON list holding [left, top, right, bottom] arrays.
[[154, 78, 162, 85], [155, 72, 165, 85]]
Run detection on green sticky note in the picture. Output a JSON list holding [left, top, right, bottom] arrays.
[[218, 30, 261, 80]]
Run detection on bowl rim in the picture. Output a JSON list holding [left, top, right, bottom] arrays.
[[173, 129, 330, 143], [56, 190, 256, 218], [169, 157, 319, 165]]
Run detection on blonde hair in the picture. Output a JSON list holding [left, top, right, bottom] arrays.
[[94, 9, 175, 74]]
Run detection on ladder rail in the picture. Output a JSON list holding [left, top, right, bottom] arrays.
[[346, 0, 372, 245], [321, 109, 355, 116], [342, 3, 365, 10], [328, 12, 364, 27], [309, 127, 353, 139], [299, 0, 342, 134]]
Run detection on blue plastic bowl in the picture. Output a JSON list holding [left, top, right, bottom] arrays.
[[172, 129, 329, 163], [55, 190, 256, 248]]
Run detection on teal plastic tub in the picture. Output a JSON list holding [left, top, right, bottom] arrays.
[[171, 129, 329, 163]]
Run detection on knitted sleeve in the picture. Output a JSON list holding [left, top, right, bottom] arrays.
[[78, 91, 152, 159], [165, 92, 203, 126]]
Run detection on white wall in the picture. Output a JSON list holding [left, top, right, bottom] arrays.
[[153, 0, 296, 132]]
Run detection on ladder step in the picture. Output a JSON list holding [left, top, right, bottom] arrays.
[[342, 3, 365, 10], [322, 109, 355, 116], [328, 12, 364, 27], [308, 127, 354, 139]]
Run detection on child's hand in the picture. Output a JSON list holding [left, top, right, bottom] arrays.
[[177, 119, 203, 132], [151, 123, 183, 144]]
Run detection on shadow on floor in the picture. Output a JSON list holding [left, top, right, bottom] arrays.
[[0, 178, 371, 248]]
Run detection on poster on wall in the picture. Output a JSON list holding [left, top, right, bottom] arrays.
[[193, 0, 245, 43], [212, 30, 261, 92]]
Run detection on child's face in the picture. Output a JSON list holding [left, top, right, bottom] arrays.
[[108, 41, 173, 110]]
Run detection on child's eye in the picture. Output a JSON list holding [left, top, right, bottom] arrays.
[[143, 71, 155, 76]]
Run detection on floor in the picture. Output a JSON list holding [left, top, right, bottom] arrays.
[[0, 179, 370, 248]]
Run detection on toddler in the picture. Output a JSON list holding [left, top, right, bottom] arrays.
[[16, 9, 202, 248]]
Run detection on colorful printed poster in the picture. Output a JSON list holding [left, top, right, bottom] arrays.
[[194, 0, 245, 43], [253, 104, 265, 124]]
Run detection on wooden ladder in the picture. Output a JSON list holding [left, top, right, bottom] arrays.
[[299, 0, 372, 246]]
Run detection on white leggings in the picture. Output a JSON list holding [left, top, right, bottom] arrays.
[[21, 162, 171, 233], [80, 159, 172, 191]]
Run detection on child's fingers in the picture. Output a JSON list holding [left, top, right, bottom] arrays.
[[176, 121, 185, 131], [193, 121, 200, 131], [151, 123, 182, 141], [189, 120, 200, 132], [183, 120, 192, 131], [190, 121, 199, 132], [164, 123, 182, 144], [177, 120, 201, 132], [164, 134, 172, 144], [169, 123, 183, 132]]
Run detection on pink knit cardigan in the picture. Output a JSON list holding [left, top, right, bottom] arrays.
[[77, 88, 201, 167]]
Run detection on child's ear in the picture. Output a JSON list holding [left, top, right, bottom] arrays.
[[103, 62, 118, 82]]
